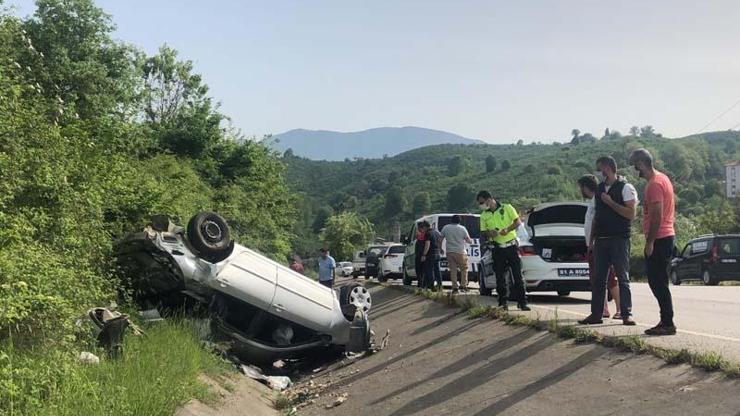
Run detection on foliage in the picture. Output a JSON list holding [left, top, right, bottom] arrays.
[[384, 186, 406, 218], [0, 2, 295, 413], [319, 211, 374, 260], [412, 191, 431, 216], [447, 155, 467, 176], [447, 184, 475, 212], [485, 155, 497, 173]]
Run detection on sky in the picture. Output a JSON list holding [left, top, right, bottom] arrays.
[[9, 0, 740, 143]]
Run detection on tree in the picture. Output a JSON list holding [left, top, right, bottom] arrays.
[[571, 129, 581, 141], [604, 128, 610, 138], [516, 139, 524, 146], [412, 192, 432, 216], [384, 186, 406, 218], [629, 126, 641, 137], [485, 155, 497, 173], [447, 155, 467, 176], [312, 206, 334, 234], [501, 160, 511, 171], [579, 133, 597, 143], [447, 184, 474, 212], [640, 125, 656, 138], [320, 212, 374, 260]]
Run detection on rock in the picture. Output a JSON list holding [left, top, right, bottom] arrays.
[[78, 351, 100, 365], [325, 393, 349, 409]]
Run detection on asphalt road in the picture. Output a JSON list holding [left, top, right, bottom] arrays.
[[357, 276, 740, 363], [299, 285, 740, 416]]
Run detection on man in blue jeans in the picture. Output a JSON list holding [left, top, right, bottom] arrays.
[[579, 156, 637, 326], [419, 221, 442, 291]]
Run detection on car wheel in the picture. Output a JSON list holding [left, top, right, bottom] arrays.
[[557, 290, 571, 297], [479, 269, 493, 296], [671, 270, 681, 286], [340, 283, 372, 317], [702, 270, 718, 286], [187, 212, 234, 262]]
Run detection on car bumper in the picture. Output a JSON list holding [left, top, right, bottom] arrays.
[[527, 280, 591, 292]]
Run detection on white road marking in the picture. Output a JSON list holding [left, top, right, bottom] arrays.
[[528, 304, 740, 344]]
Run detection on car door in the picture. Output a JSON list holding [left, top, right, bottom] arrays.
[[715, 237, 740, 277], [403, 223, 418, 277], [272, 263, 336, 332], [687, 240, 709, 278], [212, 247, 277, 311], [675, 243, 691, 280]]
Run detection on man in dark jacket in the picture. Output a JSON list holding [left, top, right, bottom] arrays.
[[579, 156, 637, 325]]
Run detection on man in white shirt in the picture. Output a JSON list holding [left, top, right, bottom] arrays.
[[440, 215, 473, 293], [578, 174, 621, 319], [579, 156, 638, 326]]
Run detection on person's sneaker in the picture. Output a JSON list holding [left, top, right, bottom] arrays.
[[622, 317, 637, 326], [451, 288, 459, 294], [577, 315, 603, 325], [498, 304, 509, 311], [460, 287, 469, 293], [645, 323, 677, 336], [518, 303, 531, 311]]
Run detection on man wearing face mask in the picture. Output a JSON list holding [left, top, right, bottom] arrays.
[[579, 156, 637, 326], [477, 190, 531, 311], [629, 148, 677, 336]]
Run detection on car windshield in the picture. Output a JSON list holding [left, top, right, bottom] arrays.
[[367, 246, 387, 257], [718, 238, 740, 255], [437, 215, 481, 239]]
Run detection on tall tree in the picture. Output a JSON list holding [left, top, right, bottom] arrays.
[[501, 160, 511, 171], [640, 125, 656, 138], [320, 212, 374, 260], [384, 186, 406, 218], [485, 155, 497, 173], [629, 126, 640, 137], [412, 192, 431, 216], [447, 184, 474, 212], [447, 155, 467, 176]]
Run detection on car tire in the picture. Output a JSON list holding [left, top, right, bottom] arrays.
[[702, 270, 719, 286], [340, 283, 372, 319], [479, 269, 493, 296], [187, 212, 234, 263], [671, 270, 681, 286], [557, 290, 571, 297]]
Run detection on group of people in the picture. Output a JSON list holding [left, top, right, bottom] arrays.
[[414, 216, 473, 293], [577, 149, 677, 336]]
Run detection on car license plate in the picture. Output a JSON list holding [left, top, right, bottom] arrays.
[[558, 268, 589, 277], [721, 259, 737, 263], [440, 260, 448, 268]]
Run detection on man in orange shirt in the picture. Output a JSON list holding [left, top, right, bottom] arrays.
[[630, 148, 677, 336]]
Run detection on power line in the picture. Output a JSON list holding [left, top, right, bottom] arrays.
[[699, 97, 740, 133]]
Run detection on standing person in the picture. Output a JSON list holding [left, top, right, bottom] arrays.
[[415, 223, 426, 288], [630, 148, 677, 336], [419, 221, 440, 291], [430, 226, 443, 290], [440, 215, 473, 294], [289, 256, 305, 275], [578, 175, 621, 318], [317, 248, 336, 288], [579, 156, 637, 325], [476, 191, 531, 311]]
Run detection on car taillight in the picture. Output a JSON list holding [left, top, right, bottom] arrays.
[[711, 245, 719, 264], [518, 246, 537, 256]]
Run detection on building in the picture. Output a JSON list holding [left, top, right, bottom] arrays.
[[727, 161, 740, 198]]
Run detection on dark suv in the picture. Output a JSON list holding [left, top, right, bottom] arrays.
[[670, 234, 740, 285]]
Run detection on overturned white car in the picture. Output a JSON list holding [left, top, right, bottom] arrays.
[[116, 212, 372, 361]]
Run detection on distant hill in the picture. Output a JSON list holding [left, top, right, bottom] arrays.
[[273, 126, 484, 160]]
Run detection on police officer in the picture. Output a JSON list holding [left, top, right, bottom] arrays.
[[477, 191, 530, 311]]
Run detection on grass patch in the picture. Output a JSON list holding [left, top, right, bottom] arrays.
[[396, 284, 740, 379], [2, 319, 231, 416]]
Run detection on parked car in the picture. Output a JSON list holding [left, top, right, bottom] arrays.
[[336, 261, 354, 277], [352, 250, 366, 278], [365, 244, 392, 279], [670, 234, 740, 285], [479, 202, 590, 297], [115, 212, 373, 362], [378, 244, 405, 282], [401, 214, 482, 285]]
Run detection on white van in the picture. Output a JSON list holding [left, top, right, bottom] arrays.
[[401, 213, 482, 285]]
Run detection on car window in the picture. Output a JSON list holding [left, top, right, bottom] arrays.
[[367, 246, 386, 257], [718, 238, 740, 255], [681, 244, 691, 257], [691, 240, 709, 255], [437, 215, 481, 239], [388, 245, 405, 254]]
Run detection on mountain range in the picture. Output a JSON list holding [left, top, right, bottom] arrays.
[[273, 126, 484, 160]]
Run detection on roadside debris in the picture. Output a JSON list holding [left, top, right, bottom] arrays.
[[84, 307, 143, 358], [325, 393, 349, 409], [78, 351, 100, 365], [241, 364, 292, 391]]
